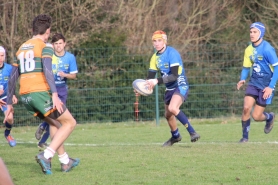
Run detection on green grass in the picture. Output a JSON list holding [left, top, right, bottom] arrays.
[[1, 117, 278, 185]]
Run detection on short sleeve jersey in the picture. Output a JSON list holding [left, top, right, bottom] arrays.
[[243, 40, 278, 90], [0, 63, 13, 99], [52, 51, 78, 86], [149, 46, 188, 90], [15, 38, 54, 95]]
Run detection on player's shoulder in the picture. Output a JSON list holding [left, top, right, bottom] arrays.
[[4, 63, 13, 70], [261, 40, 275, 50], [45, 43, 53, 48], [244, 43, 253, 52], [65, 51, 75, 57], [4, 63, 12, 67], [166, 46, 179, 54]]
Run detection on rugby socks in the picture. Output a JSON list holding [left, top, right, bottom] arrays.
[[44, 147, 55, 159], [263, 112, 273, 122], [58, 152, 70, 164], [39, 125, 50, 144], [171, 128, 180, 139], [4, 122, 12, 137], [40, 122, 48, 130], [176, 111, 196, 134], [242, 119, 250, 139], [40, 132, 50, 144]]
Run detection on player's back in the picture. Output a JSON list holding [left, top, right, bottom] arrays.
[[16, 38, 53, 95]]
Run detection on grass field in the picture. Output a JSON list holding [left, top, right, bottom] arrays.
[[1, 117, 278, 185]]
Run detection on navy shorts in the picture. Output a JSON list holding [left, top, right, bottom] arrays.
[[164, 86, 189, 105], [245, 85, 274, 107], [56, 85, 68, 105]]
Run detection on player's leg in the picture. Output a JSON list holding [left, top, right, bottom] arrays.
[[46, 112, 79, 172], [35, 122, 48, 140], [239, 95, 255, 142], [251, 90, 275, 134], [0, 158, 14, 185], [28, 91, 77, 174], [3, 105, 16, 147], [168, 93, 200, 142], [54, 87, 79, 171], [37, 124, 50, 149], [162, 104, 182, 147], [162, 89, 181, 147]]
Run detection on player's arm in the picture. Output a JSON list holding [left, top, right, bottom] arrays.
[[240, 67, 250, 81], [6, 66, 19, 105], [237, 46, 252, 90], [268, 65, 278, 89], [146, 70, 156, 79], [0, 158, 14, 185], [58, 72, 76, 79], [3, 66, 18, 123], [59, 55, 78, 80], [237, 67, 250, 90], [42, 57, 65, 113], [158, 65, 178, 84], [42, 57, 57, 93], [147, 66, 178, 87]]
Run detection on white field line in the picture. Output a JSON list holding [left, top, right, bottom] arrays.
[[1, 140, 278, 146]]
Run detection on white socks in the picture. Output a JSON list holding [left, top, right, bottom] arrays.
[[44, 147, 55, 159], [58, 152, 69, 164]]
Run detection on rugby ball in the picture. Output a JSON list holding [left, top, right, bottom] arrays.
[[132, 79, 153, 96]]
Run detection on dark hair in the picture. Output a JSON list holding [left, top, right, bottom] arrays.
[[32, 14, 52, 35], [51, 33, 66, 43]]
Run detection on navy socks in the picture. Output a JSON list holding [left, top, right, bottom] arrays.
[[4, 122, 12, 137], [242, 119, 250, 139], [263, 112, 273, 122], [176, 111, 195, 134], [171, 129, 180, 139]]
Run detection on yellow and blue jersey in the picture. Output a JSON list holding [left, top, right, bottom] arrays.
[[149, 46, 188, 90], [52, 51, 78, 87], [0, 63, 13, 99], [243, 40, 278, 90]]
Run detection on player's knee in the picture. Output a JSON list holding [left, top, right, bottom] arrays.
[[167, 105, 179, 116], [7, 114, 14, 125], [242, 106, 252, 115], [251, 113, 260, 121], [165, 113, 174, 121]]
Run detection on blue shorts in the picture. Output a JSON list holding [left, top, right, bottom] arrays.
[[164, 86, 189, 105], [245, 85, 274, 107]]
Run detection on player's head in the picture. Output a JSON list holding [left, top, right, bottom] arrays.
[[250, 22, 265, 43], [0, 46, 6, 63], [152, 30, 167, 43], [52, 33, 66, 43], [51, 33, 66, 54], [152, 30, 167, 52], [32, 14, 52, 41]]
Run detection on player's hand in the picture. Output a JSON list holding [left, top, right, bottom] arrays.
[[262, 87, 273, 100], [237, 80, 245, 90], [12, 95, 18, 104], [146, 79, 158, 90], [0, 99, 6, 111], [52, 93, 64, 113], [58, 71, 66, 77], [3, 105, 13, 123], [0, 99, 6, 106], [0, 89, 4, 96]]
